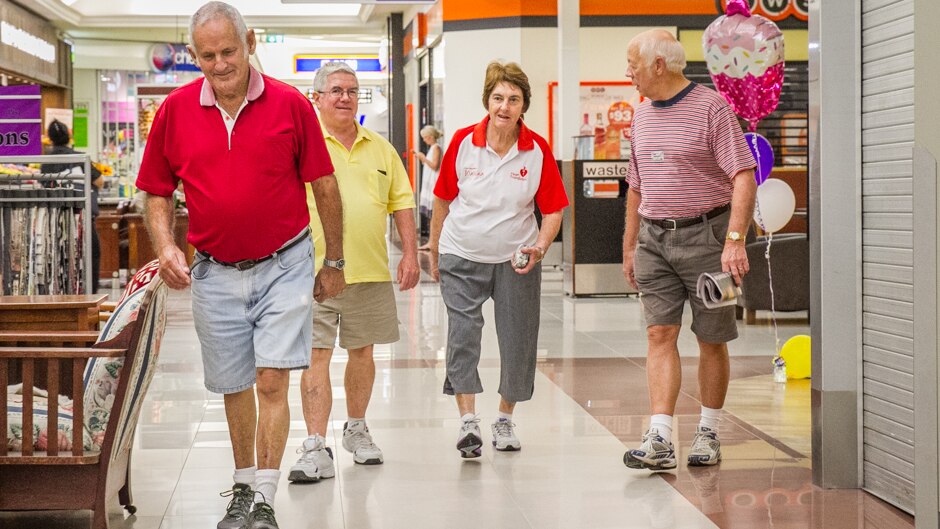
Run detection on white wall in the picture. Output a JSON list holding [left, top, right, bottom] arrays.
[[72, 40, 152, 71], [437, 26, 671, 155]]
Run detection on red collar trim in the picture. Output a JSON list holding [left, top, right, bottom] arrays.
[[470, 115, 535, 151]]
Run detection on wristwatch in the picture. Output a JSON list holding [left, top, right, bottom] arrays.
[[323, 258, 345, 270], [725, 231, 743, 242]]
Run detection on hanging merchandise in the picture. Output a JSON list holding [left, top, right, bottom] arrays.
[[703, 0, 785, 132], [0, 155, 93, 295]]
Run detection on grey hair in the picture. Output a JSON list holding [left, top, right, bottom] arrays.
[[189, 1, 248, 49], [629, 29, 686, 74], [313, 62, 358, 92], [420, 125, 442, 140]]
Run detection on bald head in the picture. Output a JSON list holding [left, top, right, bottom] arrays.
[[628, 29, 686, 75]]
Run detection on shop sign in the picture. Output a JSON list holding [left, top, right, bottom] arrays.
[[0, 85, 41, 155], [717, 0, 808, 22], [294, 55, 382, 73], [149, 43, 201, 73], [0, 0, 59, 85]]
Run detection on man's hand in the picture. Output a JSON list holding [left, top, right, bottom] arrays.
[[622, 249, 638, 290], [158, 245, 191, 290], [722, 240, 749, 286], [314, 267, 346, 302], [397, 252, 420, 290], [429, 249, 440, 282], [513, 246, 544, 275]]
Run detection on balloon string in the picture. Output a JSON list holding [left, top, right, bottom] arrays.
[[750, 135, 782, 369]]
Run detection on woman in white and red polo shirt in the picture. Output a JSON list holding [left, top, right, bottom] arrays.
[[428, 61, 569, 459]]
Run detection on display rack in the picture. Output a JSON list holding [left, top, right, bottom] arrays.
[[0, 154, 94, 295]]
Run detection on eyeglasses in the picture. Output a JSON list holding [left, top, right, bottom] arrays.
[[318, 88, 360, 99]]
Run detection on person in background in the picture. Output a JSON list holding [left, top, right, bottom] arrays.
[[136, 3, 345, 528], [414, 125, 442, 251], [41, 119, 103, 293], [288, 62, 419, 483], [428, 61, 568, 459], [621, 29, 757, 472]]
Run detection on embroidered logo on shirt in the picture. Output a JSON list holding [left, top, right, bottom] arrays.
[[651, 151, 665, 162], [510, 166, 529, 180], [463, 167, 484, 178]]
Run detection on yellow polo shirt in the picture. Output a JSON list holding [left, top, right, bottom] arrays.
[[306, 124, 415, 283]]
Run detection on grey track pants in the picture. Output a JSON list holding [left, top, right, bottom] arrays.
[[438, 253, 541, 403]]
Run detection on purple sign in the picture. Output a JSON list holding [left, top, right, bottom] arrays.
[[0, 85, 42, 155]]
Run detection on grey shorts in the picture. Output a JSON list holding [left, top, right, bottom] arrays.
[[312, 281, 400, 350], [634, 209, 738, 344]]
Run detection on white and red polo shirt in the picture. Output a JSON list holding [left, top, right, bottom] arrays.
[[626, 82, 756, 219], [434, 116, 568, 263], [136, 66, 334, 262]]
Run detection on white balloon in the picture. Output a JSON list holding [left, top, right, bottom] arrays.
[[753, 178, 796, 233]]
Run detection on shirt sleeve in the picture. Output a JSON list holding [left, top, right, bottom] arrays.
[[297, 97, 335, 183], [135, 98, 178, 197], [434, 127, 471, 201], [385, 140, 416, 213], [709, 102, 756, 179], [626, 122, 640, 190], [533, 135, 569, 214]]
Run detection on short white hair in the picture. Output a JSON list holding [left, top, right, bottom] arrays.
[[313, 62, 358, 92], [629, 30, 686, 74], [189, 1, 247, 50]]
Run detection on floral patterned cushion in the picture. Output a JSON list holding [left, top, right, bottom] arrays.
[[117, 259, 160, 305], [81, 286, 148, 451], [6, 384, 92, 452]]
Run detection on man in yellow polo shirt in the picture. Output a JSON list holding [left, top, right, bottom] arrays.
[[289, 63, 420, 482]]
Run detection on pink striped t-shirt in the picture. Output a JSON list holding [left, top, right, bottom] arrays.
[[626, 82, 756, 219]]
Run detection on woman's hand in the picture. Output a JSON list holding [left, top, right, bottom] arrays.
[[514, 245, 544, 275]]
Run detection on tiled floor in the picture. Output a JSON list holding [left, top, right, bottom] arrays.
[[2, 251, 914, 529]]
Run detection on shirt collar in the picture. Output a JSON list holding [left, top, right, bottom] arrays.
[[321, 121, 369, 146], [199, 66, 265, 107], [471, 115, 535, 151]]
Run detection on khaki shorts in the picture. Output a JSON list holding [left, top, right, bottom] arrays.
[[634, 209, 738, 344], [313, 281, 400, 349]]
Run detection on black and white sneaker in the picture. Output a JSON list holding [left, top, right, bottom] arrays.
[[456, 415, 483, 459]]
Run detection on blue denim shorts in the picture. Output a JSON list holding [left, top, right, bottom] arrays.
[[190, 231, 314, 394]]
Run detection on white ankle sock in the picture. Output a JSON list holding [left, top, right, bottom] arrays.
[[496, 411, 512, 422], [460, 413, 476, 423], [233, 466, 256, 487], [254, 469, 281, 505], [650, 414, 674, 444], [699, 406, 721, 433]]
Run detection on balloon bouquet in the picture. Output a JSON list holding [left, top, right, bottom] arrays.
[[704, 1, 808, 379], [703, 0, 793, 233]]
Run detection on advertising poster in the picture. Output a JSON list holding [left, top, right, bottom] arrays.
[[550, 82, 642, 160], [0, 85, 41, 155]]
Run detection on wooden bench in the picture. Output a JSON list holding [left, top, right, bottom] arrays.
[[0, 271, 167, 529]]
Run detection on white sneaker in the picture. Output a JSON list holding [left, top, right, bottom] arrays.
[[342, 421, 384, 465], [491, 418, 521, 451], [288, 435, 335, 482], [456, 415, 482, 459]]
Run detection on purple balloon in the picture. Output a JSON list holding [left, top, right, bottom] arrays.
[[745, 132, 774, 185]]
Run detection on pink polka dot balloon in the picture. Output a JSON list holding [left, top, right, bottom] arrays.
[[703, 0, 785, 132]]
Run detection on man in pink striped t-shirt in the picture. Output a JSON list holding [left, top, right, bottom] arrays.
[[621, 29, 757, 472]]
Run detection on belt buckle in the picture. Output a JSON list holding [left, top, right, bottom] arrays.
[[234, 259, 257, 271], [664, 219, 678, 231]]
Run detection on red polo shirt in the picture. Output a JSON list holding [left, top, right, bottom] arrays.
[[136, 68, 334, 262]]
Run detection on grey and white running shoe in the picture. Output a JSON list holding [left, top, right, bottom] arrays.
[[687, 426, 722, 466], [342, 421, 384, 465], [623, 428, 677, 471], [456, 415, 483, 459], [491, 418, 521, 451], [288, 434, 335, 482], [217, 483, 254, 529]]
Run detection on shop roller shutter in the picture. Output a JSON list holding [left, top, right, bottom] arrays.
[[861, 0, 915, 513]]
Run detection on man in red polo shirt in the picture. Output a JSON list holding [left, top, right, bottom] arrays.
[[136, 2, 345, 528]]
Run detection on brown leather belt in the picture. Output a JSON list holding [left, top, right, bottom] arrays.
[[643, 204, 731, 230], [198, 228, 310, 271]]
